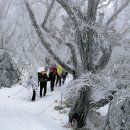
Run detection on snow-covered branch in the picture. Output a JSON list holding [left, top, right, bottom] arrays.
[[5, 22, 18, 44], [95, 46, 112, 71], [98, 0, 113, 9], [41, 26, 62, 44], [24, 0, 77, 77], [66, 42, 78, 73], [30, 0, 45, 6], [41, 0, 55, 27], [56, 0, 81, 27], [106, 0, 130, 26], [119, 26, 130, 39]]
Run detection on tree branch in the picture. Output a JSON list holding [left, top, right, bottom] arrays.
[[30, 0, 45, 6], [40, 0, 62, 45], [79, 0, 86, 6], [24, 0, 76, 76], [3, 0, 12, 18], [106, 0, 129, 26], [95, 46, 112, 71], [42, 26, 62, 44], [39, 0, 78, 71], [66, 42, 78, 72], [5, 22, 18, 44], [41, 26, 79, 73], [0, 0, 8, 18], [0, 48, 17, 54], [41, 0, 55, 28], [98, 0, 113, 9], [119, 26, 130, 39], [56, 0, 82, 27]]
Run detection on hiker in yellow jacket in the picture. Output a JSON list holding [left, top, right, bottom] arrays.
[[56, 65, 63, 87]]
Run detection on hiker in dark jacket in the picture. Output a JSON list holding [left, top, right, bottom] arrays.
[[49, 66, 56, 92], [56, 72, 62, 87], [38, 71, 48, 97], [62, 72, 68, 84]]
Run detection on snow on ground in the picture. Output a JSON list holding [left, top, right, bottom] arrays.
[[96, 104, 109, 116], [0, 75, 72, 130]]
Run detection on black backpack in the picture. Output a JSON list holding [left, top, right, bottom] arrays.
[[39, 73, 47, 83]]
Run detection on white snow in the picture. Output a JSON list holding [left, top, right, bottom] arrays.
[[0, 77, 72, 130], [96, 104, 109, 116]]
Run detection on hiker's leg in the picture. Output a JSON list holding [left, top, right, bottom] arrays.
[[50, 81, 54, 91], [40, 84, 43, 97], [44, 85, 47, 96], [32, 89, 36, 101], [59, 77, 61, 87], [51, 80, 55, 91], [56, 75, 59, 86]]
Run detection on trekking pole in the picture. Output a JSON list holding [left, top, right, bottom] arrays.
[[8, 86, 25, 98], [36, 96, 61, 116], [61, 93, 63, 105]]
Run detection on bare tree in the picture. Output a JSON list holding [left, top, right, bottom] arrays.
[[0, 0, 17, 53]]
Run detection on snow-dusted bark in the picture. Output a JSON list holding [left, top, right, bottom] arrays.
[[95, 46, 112, 71], [106, 90, 130, 130], [66, 43, 79, 74], [81, 0, 100, 71], [69, 86, 92, 128]]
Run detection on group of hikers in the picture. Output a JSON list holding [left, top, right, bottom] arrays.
[[27, 64, 68, 101]]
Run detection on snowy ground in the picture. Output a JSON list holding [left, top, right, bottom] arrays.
[[0, 76, 72, 130]]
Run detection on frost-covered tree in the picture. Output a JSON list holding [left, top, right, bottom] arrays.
[[0, 0, 52, 79], [0, 0, 21, 88], [24, 0, 130, 79], [0, 0, 17, 53]]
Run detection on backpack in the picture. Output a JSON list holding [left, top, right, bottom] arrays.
[[62, 69, 65, 76], [38, 72, 47, 83], [57, 65, 63, 76], [50, 68, 56, 73], [50, 64, 57, 74], [39, 77, 46, 82]]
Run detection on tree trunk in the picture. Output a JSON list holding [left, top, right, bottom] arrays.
[[76, 0, 100, 72], [69, 86, 92, 128]]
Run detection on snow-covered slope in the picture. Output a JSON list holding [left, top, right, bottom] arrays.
[[0, 79, 71, 130]]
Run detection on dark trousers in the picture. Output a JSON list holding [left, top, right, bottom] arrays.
[[32, 89, 36, 101], [62, 77, 66, 84], [40, 83, 47, 97], [56, 75, 61, 87], [50, 80, 55, 92]]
